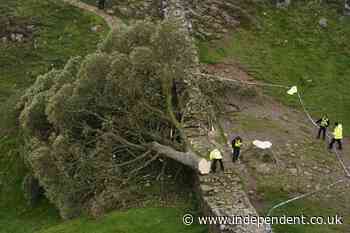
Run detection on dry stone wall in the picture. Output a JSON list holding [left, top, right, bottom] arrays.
[[162, 0, 257, 39], [110, 0, 257, 39], [187, 0, 247, 39], [164, 1, 269, 232], [196, 172, 268, 233]]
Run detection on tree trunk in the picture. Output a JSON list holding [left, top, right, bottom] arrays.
[[150, 142, 211, 175]]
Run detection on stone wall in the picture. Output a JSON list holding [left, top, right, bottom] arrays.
[[195, 172, 268, 233], [163, 1, 269, 232], [187, 0, 252, 39], [163, 0, 258, 39], [109, 0, 257, 39]]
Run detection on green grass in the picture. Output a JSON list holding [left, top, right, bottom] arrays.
[[0, 4, 204, 233], [239, 132, 349, 233], [0, 5, 206, 233], [198, 2, 350, 232], [198, 1, 350, 135], [36, 208, 206, 233], [79, 0, 131, 24], [0, 0, 108, 232], [258, 187, 349, 233], [231, 113, 282, 132], [0, 134, 62, 233], [0, 0, 108, 101]]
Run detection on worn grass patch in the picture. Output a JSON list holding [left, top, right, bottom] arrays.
[[246, 140, 350, 233], [198, 1, 350, 135], [231, 113, 282, 132], [197, 2, 350, 233]]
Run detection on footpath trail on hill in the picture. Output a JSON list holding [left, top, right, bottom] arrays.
[[187, 59, 350, 232], [204, 61, 350, 175], [62, 0, 119, 29]]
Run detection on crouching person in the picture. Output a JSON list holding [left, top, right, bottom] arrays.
[[209, 148, 224, 173]]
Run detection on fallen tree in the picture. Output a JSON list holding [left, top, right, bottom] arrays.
[[18, 20, 213, 218]]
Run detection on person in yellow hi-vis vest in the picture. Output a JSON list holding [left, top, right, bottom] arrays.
[[209, 148, 224, 173], [316, 115, 330, 140], [329, 122, 343, 150], [231, 136, 243, 162]]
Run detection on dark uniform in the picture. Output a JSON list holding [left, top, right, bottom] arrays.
[[316, 115, 330, 140]]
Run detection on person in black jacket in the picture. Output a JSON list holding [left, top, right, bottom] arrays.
[[316, 115, 330, 140]]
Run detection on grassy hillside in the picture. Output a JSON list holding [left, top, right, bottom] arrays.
[[0, 0, 107, 232], [0, 2, 207, 233], [198, 2, 350, 233], [0, 0, 107, 101], [198, 1, 350, 135]]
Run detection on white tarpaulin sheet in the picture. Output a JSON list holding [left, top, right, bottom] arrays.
[[287, 86, 298, 95], [253, 140, 272, 149]]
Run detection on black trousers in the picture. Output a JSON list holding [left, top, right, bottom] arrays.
[[317, 127, 327, 140], [329, 138, 342, 150], [211, 159, 224, 172], [232, 147, 240, 162], [98, 0, 105, 9]]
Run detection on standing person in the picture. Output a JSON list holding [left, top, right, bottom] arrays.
[[329, 122, 343, 150], [231, 136, 242, 162], [316, 115, 330, 140], [98, 0, 106, 10], [209, 148, 224, 173]]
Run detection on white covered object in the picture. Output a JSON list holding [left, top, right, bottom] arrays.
[[287, 86, 298, 95], [253, 140, 272, 149]]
